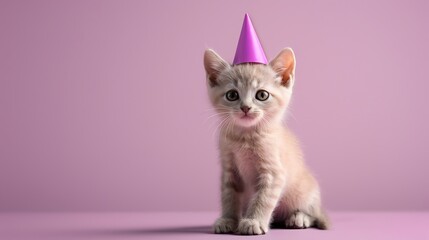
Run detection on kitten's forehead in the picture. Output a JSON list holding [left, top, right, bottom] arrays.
[[220, 64, 276, 88]]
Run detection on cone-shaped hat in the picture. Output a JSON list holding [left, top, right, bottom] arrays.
[[233, 14, 268, 65]]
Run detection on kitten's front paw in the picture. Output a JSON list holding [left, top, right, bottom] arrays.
[[213, 217, 237, 234], [236, 218, 268, 235]]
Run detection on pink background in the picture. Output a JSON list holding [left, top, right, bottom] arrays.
[[0, 0, 428, 212]]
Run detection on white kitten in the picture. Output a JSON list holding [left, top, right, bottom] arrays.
[[204, 48, 329, 235]]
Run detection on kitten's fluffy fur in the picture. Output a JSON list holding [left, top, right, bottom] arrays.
[[204, 48, 329, 235]]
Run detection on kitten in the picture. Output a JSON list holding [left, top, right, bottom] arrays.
[[204, 48, 329, 235]]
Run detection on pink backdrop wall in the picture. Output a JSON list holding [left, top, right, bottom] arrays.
[[1, 0, 428, 212]]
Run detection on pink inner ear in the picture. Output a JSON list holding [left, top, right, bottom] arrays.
[[208, 73, 218, 87], [270, 49, 295, 86], [270, 64, 292, 86], [279, 71, 289, 86]]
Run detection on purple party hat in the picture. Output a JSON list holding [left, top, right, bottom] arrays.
[[233, 13, 268, 65]]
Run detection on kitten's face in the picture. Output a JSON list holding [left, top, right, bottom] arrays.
[[208, 64, 292, 128], [204, 48, 296, 129]]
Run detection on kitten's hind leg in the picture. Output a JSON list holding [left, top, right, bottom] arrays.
[[285, 211, 314, 229], [285, 209, 330, 230]]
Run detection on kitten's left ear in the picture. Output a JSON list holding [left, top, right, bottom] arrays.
[[269, 48, 296, 88], [204, 49, 230, 87]]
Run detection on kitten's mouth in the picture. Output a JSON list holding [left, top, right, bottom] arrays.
[[240, 115, 255, 120], [234, 113, 260, 127], [239, 112, 259, 121]]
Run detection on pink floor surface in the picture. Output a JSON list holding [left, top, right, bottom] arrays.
[[1, 211, 428, 240]]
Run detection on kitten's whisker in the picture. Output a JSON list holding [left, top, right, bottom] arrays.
[[201, 110, 230, 115], [203, 111, 231, 125], [285, 107, 297, 122], [220, 117, 232, 142], [212, 116, 230, 139], [204, 112, 230, 121], [203, 107, 232, 112], [260, 116, 270, 131], [208, 114, 226, 135], [225, 117, 235, 143]]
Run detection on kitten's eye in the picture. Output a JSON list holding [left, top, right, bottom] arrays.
[[225, 90, 239, 101], [255, 90, 269, 101]]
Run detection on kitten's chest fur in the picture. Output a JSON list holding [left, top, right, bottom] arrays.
[[234, 142, 260, 188], [226, 129, 279, 191]]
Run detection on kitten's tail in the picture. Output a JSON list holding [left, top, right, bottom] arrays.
[[314, 209, 330, 230]]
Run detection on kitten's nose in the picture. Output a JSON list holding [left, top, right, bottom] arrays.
[[240, 106, 251, 114]]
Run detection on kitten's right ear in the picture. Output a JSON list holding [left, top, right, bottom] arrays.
[[204, 49, 230, 87], [269, 48, 296, 88]]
